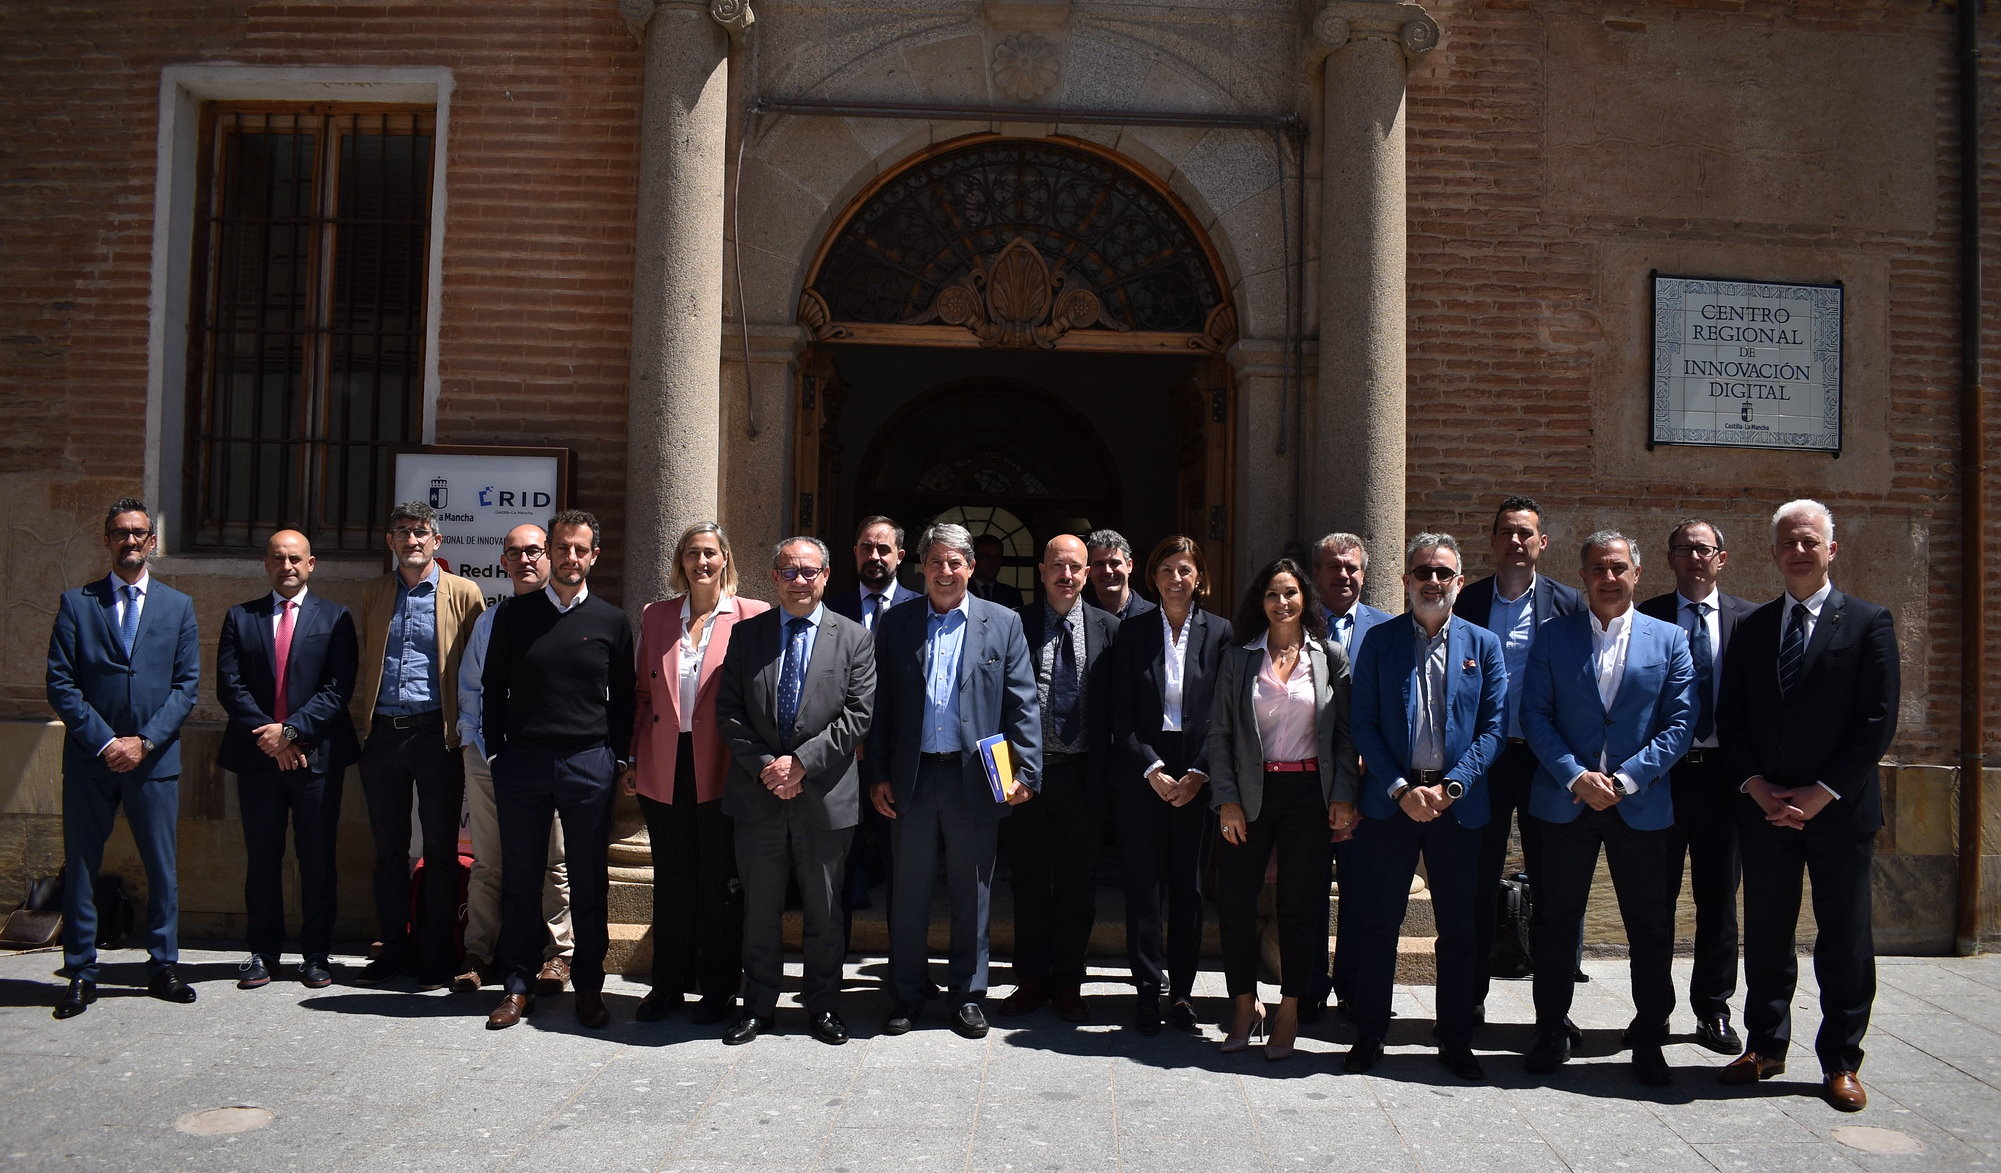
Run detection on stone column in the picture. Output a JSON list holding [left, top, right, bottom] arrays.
[[1310, 2, 1437, 611]]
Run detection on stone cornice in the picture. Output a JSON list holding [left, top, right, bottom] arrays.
[[617, 0, 755, 45], [1308, 2, 1439, 69]]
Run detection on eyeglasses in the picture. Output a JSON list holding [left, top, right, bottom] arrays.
[[390, 526, 435, 540], [1669, 543, 1721, 559], [108, 528, 154, 540], [1408, 566, 1458, 581], [502, 547, 546, 562], [778, 566, 827, 581]]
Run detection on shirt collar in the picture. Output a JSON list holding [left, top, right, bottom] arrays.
[[1785, 580, 1834, 615], [399, 562, 441, 595], [683, 592, 738, 622], [1495, 574, 1538, 606], [109, 570, 151, 595], [545, 581, 590, 612], [785, 602, 826, 628], [1589, 605, 1635, 637], [271, 587, 310, 609], [1675, 588, 1719, 610], [928, 594, 972, 621]]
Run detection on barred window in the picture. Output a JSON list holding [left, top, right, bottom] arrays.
[[184, 104, 433, 551]]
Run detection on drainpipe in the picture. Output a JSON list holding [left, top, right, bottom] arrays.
[[1955, 0, 1986, 958]]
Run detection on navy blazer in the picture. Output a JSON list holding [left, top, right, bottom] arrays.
[[1326, 601, 1394, 655], [1637, 589, 1757, 657], [1716, 588, 1900, 836], [864, 594, 1042, 815], [1109, 607, 1232, 784], [1016, 600, 1120, 787], [215, 591, 362, 775], [46, 575, 201, 781], [1521, 610, 1696, 831], [828, 581, 921, 626], [1453, 573, 1584, 630], [1349, 614, 1508, 830]]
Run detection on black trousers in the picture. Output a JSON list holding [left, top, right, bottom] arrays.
[[1217, 771, 1330, 999], [1530, 807, 1675, 1043], [238, 762, 344, 962], [1738, 806, 1875, 1074], [1663, 752, 1742, 1020], [1347, 809, 1481, 1045], [493, 745, 616, 995], [358, 721, 464, 978], [737, 809, 852, 1015], [1116, 731, 1211, 1003], [1002, 754, 1100, 989], [637, 734, 742, 1003], [1474, 739, 1544, 1004]]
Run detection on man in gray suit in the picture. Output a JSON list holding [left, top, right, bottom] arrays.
[[715, 537, 876, 1046], [868, 522, 1042, 1039]]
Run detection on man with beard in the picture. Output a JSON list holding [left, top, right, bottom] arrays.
[[1344, 533, 1508, 1079], [830, 515, 919, 632], [1084, 529, 1155, 621]]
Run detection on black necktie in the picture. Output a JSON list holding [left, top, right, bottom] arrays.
[[1777, 602, 1808, 697], [1687, 601, 1714, 741], [865, 592, 884, 631], [1050, 615, 1080, 743]]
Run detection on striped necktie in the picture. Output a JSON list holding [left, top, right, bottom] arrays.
[[1777, 602, 1808, 697]]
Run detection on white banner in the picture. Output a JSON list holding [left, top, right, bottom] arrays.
[[391, 447, 568, 608]]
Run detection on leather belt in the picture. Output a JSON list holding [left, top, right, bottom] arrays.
[[1264, 758, 1319, 773], [382, 710, 442, 730], [1410, 768, 1448, 786], [1507, 736, 1527, 746], [1682, 748, 1715, 764], [921, 751, 961, 763]]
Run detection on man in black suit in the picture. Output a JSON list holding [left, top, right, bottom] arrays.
[[1084, 529, 1155, 621], [828, 514, 920, 633], [715, 537, 876, 1046], [969, 532, 1026, 609], [1453, 495, 1584, 1013], [1639, 518, 1758, 1054], [998, 535, 1119, 1022], [1716, 499, 1899, 1113], [215, 530, 360, 990]]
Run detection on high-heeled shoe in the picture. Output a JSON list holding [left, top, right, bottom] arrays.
[[1265, 1003, 1300, 1061], [1219, 1003, 1268, 1053]]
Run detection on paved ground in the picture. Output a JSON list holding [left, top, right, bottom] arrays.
[[1, 945, 1997, 1171]]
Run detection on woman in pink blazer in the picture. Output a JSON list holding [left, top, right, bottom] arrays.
[[626, 521, 769, 1023]]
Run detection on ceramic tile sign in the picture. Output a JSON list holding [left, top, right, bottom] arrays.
[[1650, 274, 1842, 453]]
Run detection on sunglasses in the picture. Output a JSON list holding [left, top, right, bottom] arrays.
[[778, 566, 827, 581]]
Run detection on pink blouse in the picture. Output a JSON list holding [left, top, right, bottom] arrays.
[[1253, 642, 1317, 764]]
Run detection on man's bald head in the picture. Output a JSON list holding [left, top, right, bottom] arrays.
[[1039, 534, 1089, 612], [263, 529, 315, 597], [502, 523, 551, 594]]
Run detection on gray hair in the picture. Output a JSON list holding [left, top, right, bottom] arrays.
[[1580, 529, 1641, 567], [1083, 529, 1133, 560], [916, 522, 976, 564], [772, 535, 831, 568], [1404, 532, 1461, 570], [388, 500, 441, 536], [1771, 498, 1834, 543], [1666, 517, 1726, 552], [1314, 531, 1370, 573]]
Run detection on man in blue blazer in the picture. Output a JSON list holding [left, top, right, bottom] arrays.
[[45, 498, 202, 1019], [1520, 530, 1695, 1084], [827, 515, 922, 633], [867, 522, 1041, 1039], [215, 530, 360, 990], [1344, 533, 1508, 1080]]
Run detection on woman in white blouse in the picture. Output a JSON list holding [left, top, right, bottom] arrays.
[[628, 522, 769, 1023], [1207, 557, 1360, 1060]]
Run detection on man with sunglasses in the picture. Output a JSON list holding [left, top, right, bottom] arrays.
[[352, 501, 487, 989], [452, 524, 575, 995], [714, 538, 877, 1045]]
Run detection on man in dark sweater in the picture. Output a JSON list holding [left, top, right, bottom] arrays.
[[480, 509, 635, 1030]]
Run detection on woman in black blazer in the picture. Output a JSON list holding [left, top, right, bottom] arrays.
[[1109, 535, 1233, 1036]]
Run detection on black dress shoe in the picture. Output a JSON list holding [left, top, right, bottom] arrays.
[[635, 990, 683, 1022], [299, 957, 333, 989], [236, 956, 274, 989], [1632, 1043, 1672, 1086], [691, 996, 736, 1025], [353, 956, 407, 987], [1344, 1036, 1385, 1074], [1134, 998, 1164, 1036], [1694, 1014, 1743, 1055], [724, 1014, 775, 1045], [809, 1010, 849, 1046], [952, 1002, 990, 1039], [575, 990, 611, 1029], [53, 977, 97, 1020], [1439, 1043, 1485, 1081], [1566, 1018, 1584, 1047], [1524, 1030, 1571, 1074], [883, 1000, 922, 1035], [1168, 1000, 1200, 1033], [148, 966, 198, 1004], [1299, 996, 1328, 1027]]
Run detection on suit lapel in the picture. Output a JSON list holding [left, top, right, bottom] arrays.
[[92, 580, 128, 662], [698, 603, 734, 705], [1803, 589, 1845, 672]]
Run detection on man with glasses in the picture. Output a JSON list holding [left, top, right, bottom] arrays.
[[1084, 529, 1154, 621], [482, 510, 635, 1029], [1639, 519, 1757, 1054], [452, 524, 574, 995], [352, 501, 487, 989], [46, 498, 201, 1019]]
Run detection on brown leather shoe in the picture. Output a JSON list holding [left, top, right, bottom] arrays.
[[1718, 1051, 1786, 1085], [575, 989, 610, 1029], [1824, 1070, 1867, 1112], [997, 981, 1046, 1018], [534, 956, 571, 996], [449, 966, 484, 994], [486, 993, 533, 1030], [1052, 986, 1089, 1023]]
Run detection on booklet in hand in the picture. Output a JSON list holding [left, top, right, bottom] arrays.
[[976, 733, 1022, 803]]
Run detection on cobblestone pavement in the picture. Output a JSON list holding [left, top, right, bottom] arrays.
[[2, 946, 1996, 1171]]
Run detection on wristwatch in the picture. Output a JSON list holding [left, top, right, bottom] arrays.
[[138, 736, 156, 755], [281, 724, 301, 743], [1388, 782, 1412, 802], [1444, 779, 1466, 800]]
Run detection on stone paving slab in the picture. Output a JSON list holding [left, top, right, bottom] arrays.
[[1, 947, 1998, 1171]]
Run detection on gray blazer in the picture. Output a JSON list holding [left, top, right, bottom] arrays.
[[715, 606, 877, 831], [1205, 635, 1360, 823]]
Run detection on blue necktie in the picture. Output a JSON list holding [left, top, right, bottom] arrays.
[[1687, 602, 1714, 741], [865, 592, 884, 632], [1338, 613, 1354, 651], [118, 584, 140, 658], [1050, 614, 1080, 744], [778, 615, 809, 743], [1777, 602, 1808, 697]]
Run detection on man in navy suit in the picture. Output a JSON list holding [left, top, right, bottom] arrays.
[[1344, 533, 1507, 1080], [1454, 495, 1585, 1012], [828, 515, 921, 633], [1639, 518, 1758, 1054], [868, 522, 1041, 1039], [1716, 499, 1899, 1114], [1520, 531, 1696, 1084], [215, 530, 360, 990], [45, 498, 201, 1019], [969, 532, 1027, 609], [1309, 531, 1393, 1016]]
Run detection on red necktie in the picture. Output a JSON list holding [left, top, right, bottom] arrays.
[[273, 599, 297, 723]]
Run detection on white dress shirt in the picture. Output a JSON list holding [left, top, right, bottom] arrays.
[[1572, 606, 1640, 795]]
